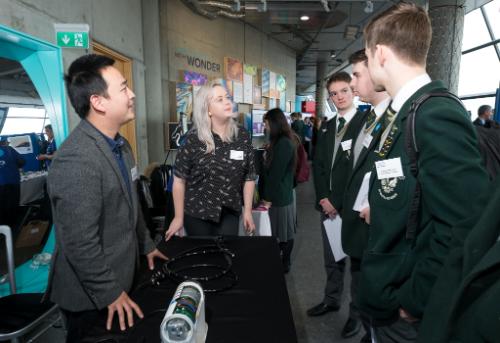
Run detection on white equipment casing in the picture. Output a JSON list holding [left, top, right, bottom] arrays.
[[160, 281, 208, 343]]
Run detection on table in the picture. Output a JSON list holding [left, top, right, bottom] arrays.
[[64, 237, 297, 343], [20, 172, 47, 205], [127, 236, 297, 343]]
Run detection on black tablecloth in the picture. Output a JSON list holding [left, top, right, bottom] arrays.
[[125, 236, 297, 343]]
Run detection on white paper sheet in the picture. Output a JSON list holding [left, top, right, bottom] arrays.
[[353, 172, 372, 212], [323, 217, 347, 262]]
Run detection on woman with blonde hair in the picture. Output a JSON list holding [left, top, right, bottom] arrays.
[[166, 81, 256, 239]]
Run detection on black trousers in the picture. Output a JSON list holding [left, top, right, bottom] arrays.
[[184, 207, 240, 237]]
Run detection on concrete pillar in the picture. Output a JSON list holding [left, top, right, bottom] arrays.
[[142, 0, 167, 164], [427, 0, 466, 93], [315, 61, 328, 118]]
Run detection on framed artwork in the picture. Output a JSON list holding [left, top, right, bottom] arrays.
[[176, 82, 193, 118], [243, 64, 257, 76], [224, 57, 243, 82], [183, 70, 207, 86], [253, 86, 262, 105], [165, 121, 193, 150], [262, 69, 270, 97], [276, 74, 286, 92], [243, 72, 253, 104]]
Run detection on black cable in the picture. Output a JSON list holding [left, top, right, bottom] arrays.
[[150, 237, 238, 293]]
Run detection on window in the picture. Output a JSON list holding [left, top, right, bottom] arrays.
[[0, 107, 50, 136], [458, 0, 500, 120]]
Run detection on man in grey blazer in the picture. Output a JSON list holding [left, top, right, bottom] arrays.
[[46, 54, 167, 342]]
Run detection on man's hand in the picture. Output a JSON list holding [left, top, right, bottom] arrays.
[[319, 198, 337, 218], [399, 308, 419, 323], [107, 292, 144, 331], [359, 206, 371, 224], [146, 248, 168, 270]]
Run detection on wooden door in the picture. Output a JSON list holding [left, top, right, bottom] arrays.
[[92, 42, 137, 159]]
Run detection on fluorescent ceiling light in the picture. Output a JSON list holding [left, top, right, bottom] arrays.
[[300, 15, 310, 21]]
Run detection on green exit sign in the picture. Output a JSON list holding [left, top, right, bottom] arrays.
[[54, 23, 89, 49], [56, 31, 88, 48]]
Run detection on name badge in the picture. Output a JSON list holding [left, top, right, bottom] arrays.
[[131, 166, 139, 181], [363, 134, 373, 148], [341, 139, 352, 151], [230, 150, 244, 160], [375, 157, 404, 179]]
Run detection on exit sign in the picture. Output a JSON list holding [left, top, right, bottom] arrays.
[[54, 23, 89, 49]]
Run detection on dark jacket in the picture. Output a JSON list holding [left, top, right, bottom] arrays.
[[417, 177, 500, 343], [262, 136, 295, 206], [312, 111, 365, 213], [341, 109, 386, 259], [46, 120, 155, 311], [357, 81, 489, 324]]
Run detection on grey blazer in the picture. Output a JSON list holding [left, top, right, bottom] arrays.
[[46, 119, 155, 312]]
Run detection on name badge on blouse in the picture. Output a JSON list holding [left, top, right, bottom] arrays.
[[230, 150, 244, 160], [131, 166, 139, 181]]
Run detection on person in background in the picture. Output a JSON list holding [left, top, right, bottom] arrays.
[[0, 137, 25, 229], [310, 116, 320, 160], [261, 108, 297, 273], [309, 71, 366, 339], [473, 104, 494, 127], [341, 48, 391, 343], [165, 81, 256, 239], [303, 116, 313, 158], [291, 112, 305, 143], [359, 3, 489, 342], [37, 124, 57, 168], [46, 54, 167, 342]]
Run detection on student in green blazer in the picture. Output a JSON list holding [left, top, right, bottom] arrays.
[[261, 108, 297, 273], [341, 49, 391, 343], [309, 72, 365, 339], [417, 178, 499, 343], [359, 3, 489, 342]]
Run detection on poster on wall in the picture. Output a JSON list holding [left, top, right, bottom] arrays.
[[183, 70, 207, 86], [233, 81, 243, 103], [176, 82, 193, 118], [252, 110, 266, 137], [262, 69, 270, 97], [224, 57, 243, 82], [243, 73, 253, 104], [224, 79, 234, 97], [276, 74, 286, 92], [279, 91, 286, 111], [269, 71, 277, 98], [243, 64, 258, 76], [253, 86, 262, 105]]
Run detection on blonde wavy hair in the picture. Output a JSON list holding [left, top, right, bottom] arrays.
[[192, 80, 239, 153]]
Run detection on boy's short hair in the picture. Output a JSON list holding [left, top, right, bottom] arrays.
[[64, 54, 115, 119], [348, 49, 368, 66], [364, 2, 431, 66], [326, 71, 352, 90]]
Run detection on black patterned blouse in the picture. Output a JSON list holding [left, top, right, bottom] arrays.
[[174, 127, 257, 222]]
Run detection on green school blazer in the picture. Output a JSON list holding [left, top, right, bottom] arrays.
[[312, 111, 365, 213], [357, 81, 489, 324], [341, 110, 386, 259], [261, 136, 295, 206], [417, 177, 498, 343]]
